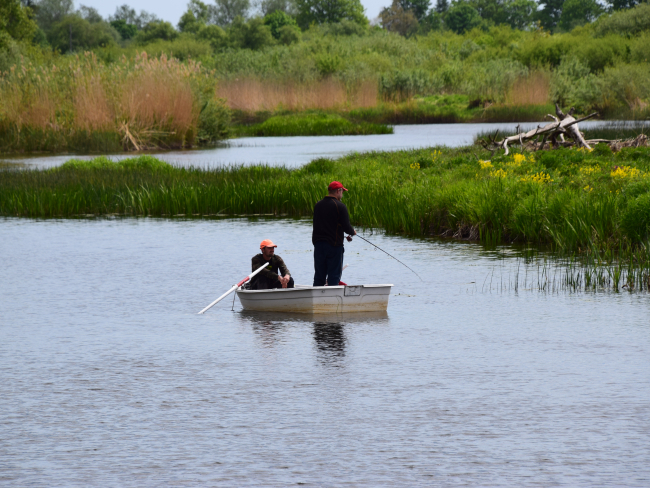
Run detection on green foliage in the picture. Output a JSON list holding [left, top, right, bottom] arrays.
[[593, 2, 650, 38], [264, 10, 297, 39], [198, 98, 231, 142], [234, 113, 393, 136], [0, 0, 38, 48], [134, 20, 179, 44], [48, 15, 120, 53], [558, 0, 603, 32], [229, 16, 275, 49], [445, 3, 482, 33], [110, 19, 138, 40], [4, 145, 650, 260], [277, 23, 302, 44], [295, 0, 368, 29], [197, 24, 228, 48], [551, 55, 604, 111]]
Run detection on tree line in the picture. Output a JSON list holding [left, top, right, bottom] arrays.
[[1, 0, 648, 56]]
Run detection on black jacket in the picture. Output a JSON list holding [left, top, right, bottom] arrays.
[[312, 196, 355, 247], [250, 254, 290, 289]]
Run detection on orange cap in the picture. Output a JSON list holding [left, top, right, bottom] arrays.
[[260, 239, 277, 250]]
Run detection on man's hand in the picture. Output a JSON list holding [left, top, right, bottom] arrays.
[[279, 275, 290, 288], [346, 231, 356, 242]]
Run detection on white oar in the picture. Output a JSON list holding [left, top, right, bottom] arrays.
[[198, 265, 267, 314]]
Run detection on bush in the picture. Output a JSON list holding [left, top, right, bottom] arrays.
[[49, 15, 120, 53], [229, 17, 275, 50], [445, 4, 482, 34], [593, 2, 650, 38], [198, 98, 231, 143], [142, 36, 213, 61], [277, 24, 302, 44], [551, 55, 604, 111], [264, 11, 298, 39], [197, 24, 228, 49], [134, 21, 179, 44]]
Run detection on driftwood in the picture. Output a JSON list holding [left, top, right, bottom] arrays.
[[480, 104, 598, 155]]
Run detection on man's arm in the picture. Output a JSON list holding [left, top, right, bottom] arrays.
[[339, 202, 356, 237], [276, 256, 291, 279], [252, 256, 282, 281]]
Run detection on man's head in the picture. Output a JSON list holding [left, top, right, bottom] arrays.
[[328, 181, 348, 201], [260, 239, 277, 260]]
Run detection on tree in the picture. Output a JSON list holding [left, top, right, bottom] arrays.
[[259, 0, 297, 16], [535, 0, 565, 31], [34, 0, 73, 32], [397, 0, 430, 20], [380, 0, 419, 35], [78, 5, 103, 23], [178, 0, 212, 32], [607, 0, 642, 11], [445, 2, 481, 32], [295, 0, 368, 28], [503, 0, 537, 29], [109, 5, 158, 29], [133, 20, 179, 43], [1, 0, 38, 47], [211, 0, 251, 26], [110, 18, 137, 39], [435, 0, 449, 13], [48, 14, 119, 52], [558, 0, 603, 30], [263, 10, 297, 38], [228, 16, 274, 48]]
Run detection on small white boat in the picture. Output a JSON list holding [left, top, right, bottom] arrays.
[[236, 284, 393, 314]]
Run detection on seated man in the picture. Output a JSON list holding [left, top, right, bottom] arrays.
[[250, 239, 295, 290]]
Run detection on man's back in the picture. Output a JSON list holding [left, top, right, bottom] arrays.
[[312, 196, 354, 247]]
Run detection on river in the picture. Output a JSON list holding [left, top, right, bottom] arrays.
[[0, 121, 639, 169], [1, 217, 649, 486]]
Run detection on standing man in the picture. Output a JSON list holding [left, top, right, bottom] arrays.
[[251, 239, 294, 290], [312, 181, 356, 286]]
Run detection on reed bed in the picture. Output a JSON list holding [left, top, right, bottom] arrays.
[[0, 52, 229, 153], [217, 79, 378, 112], [2, 145, 650, 257]]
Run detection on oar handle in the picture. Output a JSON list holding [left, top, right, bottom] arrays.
[[197, 264, 268, 315]]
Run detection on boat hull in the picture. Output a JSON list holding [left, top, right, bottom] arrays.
[[236, 284, 393, 314]]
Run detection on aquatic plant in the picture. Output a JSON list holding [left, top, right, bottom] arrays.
[[2, 145, 650, 261]]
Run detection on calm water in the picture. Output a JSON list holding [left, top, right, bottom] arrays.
[[0, 121, 631, 169], [1, 217, 649, 486]]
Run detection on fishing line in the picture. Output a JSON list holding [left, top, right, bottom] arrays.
[[355, 235, 423, 281]]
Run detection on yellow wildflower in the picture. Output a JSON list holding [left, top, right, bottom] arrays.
[[410, 162, 421, 170], [580, 166, 601, 176], [479, 160, 493, 169], [512, 153, 526, 165], [611, 165, 642, 179], [583, 185, 593, 192], [520, 172, 553, 184], [490, 169, 508, 179]]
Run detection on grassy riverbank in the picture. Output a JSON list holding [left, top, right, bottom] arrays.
[[3, 145, 650, 250]]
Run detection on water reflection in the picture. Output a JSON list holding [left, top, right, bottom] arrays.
[[312, 322, 346, 365]]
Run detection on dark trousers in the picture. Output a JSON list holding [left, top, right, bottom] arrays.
[[252, 276, 294, 290], [313, 241, 344, 286]]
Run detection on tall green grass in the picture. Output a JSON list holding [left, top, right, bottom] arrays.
[[232, 113, 393, 137], [2, 146, 650, 255]]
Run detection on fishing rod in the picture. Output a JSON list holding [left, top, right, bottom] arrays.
[[355, 234, 423, 281]]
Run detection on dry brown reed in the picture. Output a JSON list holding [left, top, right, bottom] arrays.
[[504, 72, 550, 106], [74, 76, 113, 131], [0, 52, 216, 150], [218, 78, 378, 112]]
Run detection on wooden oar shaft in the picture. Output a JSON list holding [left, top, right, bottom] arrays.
[[198, 264, 267, 315]]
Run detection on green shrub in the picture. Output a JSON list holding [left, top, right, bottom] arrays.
[[593, 2, 650, 38]]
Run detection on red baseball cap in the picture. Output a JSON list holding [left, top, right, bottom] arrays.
[[328, 181, 348, 191]]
